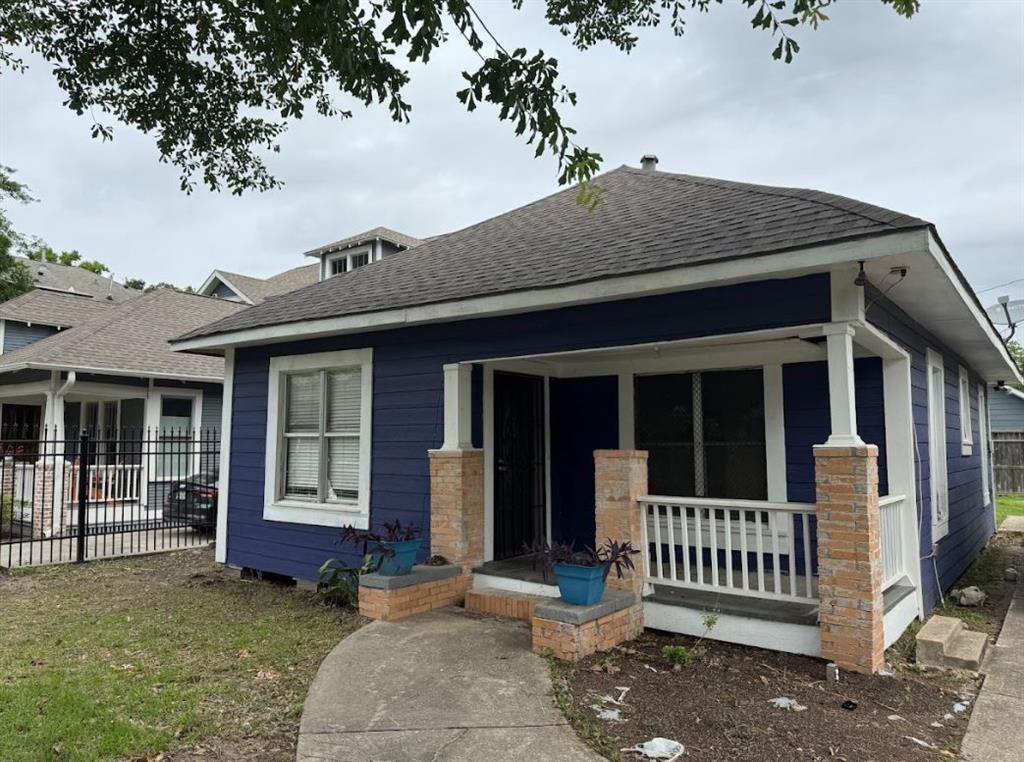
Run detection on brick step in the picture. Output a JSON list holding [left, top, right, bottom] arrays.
[[465, 588, 546, 622], [916, 614, 989, 671]]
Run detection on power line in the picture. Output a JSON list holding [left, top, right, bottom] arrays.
[[976, 277, 1024, 294]]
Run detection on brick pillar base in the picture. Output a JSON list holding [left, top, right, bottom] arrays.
[[428, 449, 484, 572], [594, 450, 648, 598], [31, 460, 54, 539], [815, 444, 885, 674]]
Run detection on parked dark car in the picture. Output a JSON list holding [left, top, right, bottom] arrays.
[[163, 472, 218, 529]]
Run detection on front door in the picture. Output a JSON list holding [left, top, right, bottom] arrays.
[[493, 372, 546, 560]]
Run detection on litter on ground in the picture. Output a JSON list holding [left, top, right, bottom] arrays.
[[622, 737, 685, 760], [769, 697, 807, 712]]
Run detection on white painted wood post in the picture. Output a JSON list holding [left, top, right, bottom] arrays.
[[441, 363, 474, 451], [823, 322, 864, 447], [215, 348, 234, 564]]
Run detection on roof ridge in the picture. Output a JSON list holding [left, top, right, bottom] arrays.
[[618, 165, 928, 229]]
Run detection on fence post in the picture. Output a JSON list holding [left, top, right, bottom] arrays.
[[76, 432, 90, 563]]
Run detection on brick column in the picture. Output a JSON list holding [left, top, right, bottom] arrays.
[[814, 444, 885, 674], [594, 449, 648, 597], [428, 449, 484, 572], [31, 459, 54, 539]]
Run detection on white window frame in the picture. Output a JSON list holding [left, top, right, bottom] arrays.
[[978, 383, 991, 507], [323, 245, 374, 280], [144, 387, 204, 482], [264, 348, 373, 527], [926, 349, 949, 542], [958, 365, 973, 456]]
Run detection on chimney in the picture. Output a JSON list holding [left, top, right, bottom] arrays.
[[640, 154, 659, 171]]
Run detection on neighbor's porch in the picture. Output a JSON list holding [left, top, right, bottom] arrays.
[[430, 316, 923, 673]]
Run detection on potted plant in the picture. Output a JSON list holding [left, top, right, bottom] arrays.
[[339, 520, 423, 576], [533, 539, 640, 606]]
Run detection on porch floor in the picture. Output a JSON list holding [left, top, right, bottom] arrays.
[[646, 584, 819, 627], [473, 554, 550, 586]]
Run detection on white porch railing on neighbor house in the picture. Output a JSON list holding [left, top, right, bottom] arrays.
[[640, 496, 818, 603], [879, 494, 907, 590], [65, 463, 143, 505]]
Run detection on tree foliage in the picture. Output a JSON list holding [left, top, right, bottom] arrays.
[[0, 167, 37, 302], [0, 1, 919, 198]]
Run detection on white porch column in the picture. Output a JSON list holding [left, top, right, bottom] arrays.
[[215, 348, 234, 564], [823, 322, 864, 447], [441, 363, 474, 451]]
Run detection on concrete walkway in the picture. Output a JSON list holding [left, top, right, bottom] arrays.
[[959, 538, 1024, 761], [297, 609, 602, 762], [999, 515, 1024, 533]]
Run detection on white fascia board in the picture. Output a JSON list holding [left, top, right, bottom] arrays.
[[926, 230, 1023, 385], [173, 229, 930, 354], [0, 361, 222, 385], [198, 271, 255, 305]]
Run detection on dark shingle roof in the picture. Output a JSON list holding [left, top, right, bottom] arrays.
[[0, 289, 246, 380], [179, 165, 930, 341], [0, 289, 115, 328], [18, 258, 138, 302]]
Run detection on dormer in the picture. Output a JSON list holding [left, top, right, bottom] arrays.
[[304, 226, 423, 282]]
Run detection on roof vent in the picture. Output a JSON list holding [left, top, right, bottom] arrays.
[[640, 154, 659, 171]]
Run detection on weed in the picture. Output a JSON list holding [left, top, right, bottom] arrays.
[[662, 645, 692, 666]]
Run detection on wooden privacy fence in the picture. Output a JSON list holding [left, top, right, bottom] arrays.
[[994, 431, 1024, 495]]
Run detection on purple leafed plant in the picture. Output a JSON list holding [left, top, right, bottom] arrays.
[[528, 538, 639, 582], [339, 520, 421, 564]]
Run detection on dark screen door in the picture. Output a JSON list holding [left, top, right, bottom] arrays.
[[493, 372, 546, 560]]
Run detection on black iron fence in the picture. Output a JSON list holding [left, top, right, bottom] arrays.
[[0, 425, 220, 568]]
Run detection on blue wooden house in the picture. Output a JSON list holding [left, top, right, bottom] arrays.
[[173, 159, 1019, 671]]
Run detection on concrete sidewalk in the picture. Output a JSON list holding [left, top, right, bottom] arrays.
[[296, 609, 601, 762], [959, 541, 1024, 761]]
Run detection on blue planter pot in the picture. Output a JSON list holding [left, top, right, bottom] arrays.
[[553, 562, 607, 606], [372, 538, 422, 576]]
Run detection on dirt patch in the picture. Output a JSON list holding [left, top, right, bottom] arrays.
[[556, 633, 978, 761]]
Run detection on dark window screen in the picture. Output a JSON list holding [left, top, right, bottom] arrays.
[[634, 374, 694, 496], [634, 369, 767, 499], [702, 369, 767, 499]]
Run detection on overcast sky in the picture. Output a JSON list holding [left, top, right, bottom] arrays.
[[2, 1, 1022, 311]]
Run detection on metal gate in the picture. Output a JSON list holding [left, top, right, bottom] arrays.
[[0, 425, 219, 568]]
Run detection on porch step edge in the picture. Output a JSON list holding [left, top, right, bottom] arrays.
[[465, 588, 548, 622]]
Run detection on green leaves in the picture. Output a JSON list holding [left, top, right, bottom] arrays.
[[0, 1, 920, 197]]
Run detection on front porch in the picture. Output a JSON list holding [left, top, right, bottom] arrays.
[[426, 315, 924, 673]]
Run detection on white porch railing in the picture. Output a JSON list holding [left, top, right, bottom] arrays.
[[640, 496, 818, 603], [66, 463, 143, 505], [879, 494, 906, 589]]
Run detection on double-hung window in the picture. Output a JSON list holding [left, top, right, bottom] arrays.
[[265, 349, 373, 527], [978, 383, 991, 506]]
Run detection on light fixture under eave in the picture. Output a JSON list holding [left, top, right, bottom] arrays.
[[853, 261, 867, 287]]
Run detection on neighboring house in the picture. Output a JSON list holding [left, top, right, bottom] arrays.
[[990, 384, 1024, 432], [0, 289, 245, 535], [173, 160, 1020, 673], [18, 257, 138, 302], [197, 227, 421, 304], [0, 288, 116, 357]]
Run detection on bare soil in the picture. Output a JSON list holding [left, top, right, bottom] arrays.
[[558, 539, 1024, 761]]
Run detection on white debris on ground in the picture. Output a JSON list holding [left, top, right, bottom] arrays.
[[768, 697, 807, 712], [589, 686, 631, 722], [903, 736, 940, 751], [596, 707, 623, 721], [952, 700, 969, 714], [952, 586, 987, 606], [622, 737, 685, 760]]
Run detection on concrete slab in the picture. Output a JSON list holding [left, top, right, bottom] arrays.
[[297, 609, 601, 762], [960, 574, 1024, 760], [999, 515, 1024, 533]]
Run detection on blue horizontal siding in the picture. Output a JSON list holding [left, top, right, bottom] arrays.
[[868, 290, 993, 611], [225, 274, 831, 581]]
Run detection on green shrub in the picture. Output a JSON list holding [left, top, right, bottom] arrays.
[[317, 555, 375, 607], [662, 645, 691, 666]]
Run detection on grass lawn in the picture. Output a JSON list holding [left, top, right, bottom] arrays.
[[996, 494, 1024, 528], [0, 548, 359, 762]]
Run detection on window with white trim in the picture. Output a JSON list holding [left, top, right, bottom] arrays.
[[265, 349, 373, 527], [958, 366, 973, 456], [325, 247, 373, 279], [927, 349, 949, 541], [978, 383, 990, 506]]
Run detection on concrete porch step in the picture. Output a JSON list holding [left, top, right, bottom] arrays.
[[465, 588, 546, 622], [917, 614, 989, 671]]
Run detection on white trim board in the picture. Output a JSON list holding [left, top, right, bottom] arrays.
[[215, 348, 234, 564], [198, 271, 255, 305]]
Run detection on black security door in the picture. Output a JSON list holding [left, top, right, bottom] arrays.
[[493, 372, 546, 560]]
